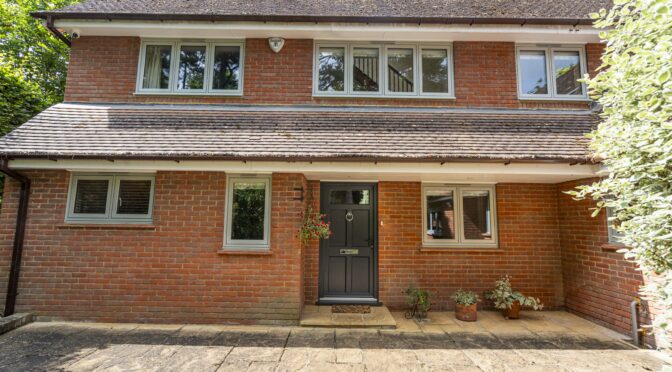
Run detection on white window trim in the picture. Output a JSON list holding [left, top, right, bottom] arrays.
[[515, 44, 588, 101], [421, 184, 498, 248], [313, 41, 455, 99], [65, 173, 155, 224], [223, 175, 272, 250], [136, 39, 245, 96]]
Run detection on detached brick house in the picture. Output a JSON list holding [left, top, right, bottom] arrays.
[[0, 0, 645, 337]]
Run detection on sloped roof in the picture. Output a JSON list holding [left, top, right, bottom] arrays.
[[0, 103, 597, 163], [34, 0, 612, 25]]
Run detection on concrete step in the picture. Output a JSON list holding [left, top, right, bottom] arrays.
[[300, 305, 396, 328]]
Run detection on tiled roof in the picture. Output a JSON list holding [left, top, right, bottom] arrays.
[[0, 104, 597, 163], [35, 0, 612, 24]]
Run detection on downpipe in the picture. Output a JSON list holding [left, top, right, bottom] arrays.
[[630, 298, 641, 346], [0, 158, 31, 317]]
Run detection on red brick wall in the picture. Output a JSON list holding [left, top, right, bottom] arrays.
[[558, 179, 649, 336], [0, 171, 306, 324], [64, 37, 602, 109], [303, 182, 564, 310]]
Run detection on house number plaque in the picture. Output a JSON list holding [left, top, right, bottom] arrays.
[[340, 249, 359, 255]]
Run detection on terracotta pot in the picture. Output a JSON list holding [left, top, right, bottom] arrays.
[[503, 300, 521, 319], [455, 303, 477, 322]]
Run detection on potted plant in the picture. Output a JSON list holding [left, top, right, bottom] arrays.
[[404, 286, 432, 320], [451, 289, 479, 322], [300, 207, 332, 243], [484, 275, 543, 319]]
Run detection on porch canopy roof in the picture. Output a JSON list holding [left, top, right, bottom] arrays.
[[0, 103, 597, 164], [34, 0, 611, 25]]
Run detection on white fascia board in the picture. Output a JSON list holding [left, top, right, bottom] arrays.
[[9, 159, 600, 184], [55, 20, 602, 44]]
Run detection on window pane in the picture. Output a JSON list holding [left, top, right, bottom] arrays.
[[426, 191, 455, 240], [352, 48, 379, 92], [607, 207, 624, 244], [462, 190, 492, 240], [422, 49, 449, 93], [231, 182, 266, 240], [554, 51, 583, 95], [177, 45, 206, 90], [73, 180, 109, 214], [142, 45, 171, 89], [387, 48, 414, 93], [317, 47, 345, 92], [211, 45, 240, 90], [116, 180, 152, 215], [519, 50, 548, 95]]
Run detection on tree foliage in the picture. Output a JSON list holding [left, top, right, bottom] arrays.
[[570, 0, 672, 346]]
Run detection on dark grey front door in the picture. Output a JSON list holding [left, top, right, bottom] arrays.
[[319, 183, 377, 303]]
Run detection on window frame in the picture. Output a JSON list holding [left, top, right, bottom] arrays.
[[515, 44, 588, 101], [223, 175, 272, 250], [136, 39, 245, 96], [606, 207, 625, 245], [65, 173, 155, 224], [421, 184, 498, 248], [313, 41, 454, 99]]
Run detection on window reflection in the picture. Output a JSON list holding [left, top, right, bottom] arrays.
[[318, 47, 345, 92], [353, 48, 379, 92], [177, 45, 206, 90]]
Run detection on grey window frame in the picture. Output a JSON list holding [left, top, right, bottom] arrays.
[[421, 184, 498, 248], [223, 175, 272, 250], [66, 173, 155, 224], [313, 41, 454, 99], [515, 44, 588, 101], [136, 39, 245, 96]]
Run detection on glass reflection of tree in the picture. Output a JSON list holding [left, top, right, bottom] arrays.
[[318, 52, 344, 91], [422, 54, 448, 92], [179, 47, 205, 89], [212, 48, 240, 90], [232, 187, 265, 240]]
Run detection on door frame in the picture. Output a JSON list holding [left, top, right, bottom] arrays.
[[317, 182, 379, 305]]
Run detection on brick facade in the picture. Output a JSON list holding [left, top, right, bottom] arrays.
[[558, 179, 650, 337], [0, 171, 306, 324], [64, 37, 602, 109]]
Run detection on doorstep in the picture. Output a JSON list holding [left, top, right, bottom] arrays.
[[300, 305, 396, 329]]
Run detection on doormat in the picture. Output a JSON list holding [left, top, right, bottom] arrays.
[[332, 305, 371, 314]]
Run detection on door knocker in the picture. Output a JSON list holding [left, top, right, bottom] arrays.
[[345, 211, 354, 222]]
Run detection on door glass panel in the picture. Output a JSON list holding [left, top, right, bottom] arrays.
[[554, 51, 583, 95], [387, 48, 414, 93], [231, 181, 266, 240], [462, 190, 492, 240], [177, 45, 206, 90], [330, 190, 370, 204], [352, 48, 379, 92], [211, 45, 240, 90], [425, 191, 455, 240], [317, 46, 345, 92], [421, 48, 449, 93], [519, 50, 548, 95]]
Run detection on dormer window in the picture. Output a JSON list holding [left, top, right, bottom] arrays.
[[137, 40, 244, 95], [313, 42, 454, 98]]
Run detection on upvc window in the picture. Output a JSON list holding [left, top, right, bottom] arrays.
[[422, 185, 498, 248], [516, 45, 588, 100], [66, 174, 155, 223], [606, 207, 625, 245], [314, 42, 454, 98], [224, 175, 271, 250], [137, 40, 244, 95]]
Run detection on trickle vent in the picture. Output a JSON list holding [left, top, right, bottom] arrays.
[[74, 180, 109, 214], [117, 180, 152, 215]]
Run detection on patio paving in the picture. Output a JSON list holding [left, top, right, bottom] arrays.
[[0, 311, 668, 371]]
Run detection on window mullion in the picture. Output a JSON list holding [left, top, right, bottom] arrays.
[[546, 48, 556, 98]]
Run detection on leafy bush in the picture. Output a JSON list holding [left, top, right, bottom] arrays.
[[451, 289, 479, 306], [484, 276, 543, 310], [569, 0, 672, 346]]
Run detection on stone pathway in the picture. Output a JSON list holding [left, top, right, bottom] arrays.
[[0, 311, 668, 371]]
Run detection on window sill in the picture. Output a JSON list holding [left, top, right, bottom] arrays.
[[312, 94, 456, 100], [57, 223, 156, 230], [133, 91, 243, 97], [518, 96, 592, 102], [601, 243, 627, 253], [218, 249, 273, 256], [420, 246, 501, 253]]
